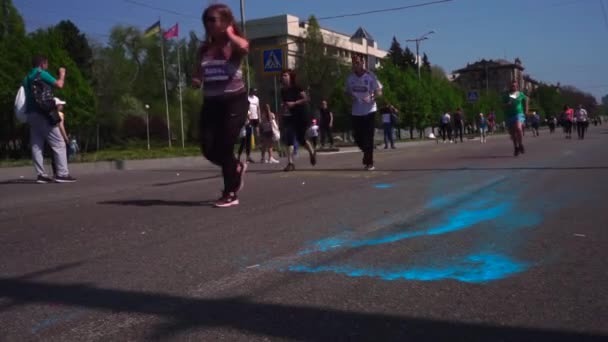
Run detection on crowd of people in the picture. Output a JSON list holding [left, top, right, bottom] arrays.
[[17, 2, 602, 208]]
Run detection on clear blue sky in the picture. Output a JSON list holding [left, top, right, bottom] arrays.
[[15, 0, 608, 101]]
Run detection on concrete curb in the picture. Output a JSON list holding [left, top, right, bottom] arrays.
[[0, 156, 211, 181], [0, 138, 442, 181]]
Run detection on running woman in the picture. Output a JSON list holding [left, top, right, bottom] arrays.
[[192, 3, 250, 208], [562, 105, 574, 139], [280, 69, 316, 172], [346, 53, 382, 170], [503, 80, 529, 156]]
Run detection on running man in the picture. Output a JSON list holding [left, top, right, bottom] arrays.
[[346, 53, 382, 171], [574, 104, 589, 140], [280, 69, 316, 172]]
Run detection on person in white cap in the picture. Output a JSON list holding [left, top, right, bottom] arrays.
[[50, 98, 72, 178]]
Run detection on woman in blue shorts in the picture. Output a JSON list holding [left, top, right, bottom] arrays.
[[503, 80, 529, 156]]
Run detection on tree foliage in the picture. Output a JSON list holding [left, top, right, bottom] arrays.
[[295, 15, 343, 109]]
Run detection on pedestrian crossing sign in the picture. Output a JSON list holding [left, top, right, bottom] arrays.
[[262, 47, 284, 74], [467, 91, 479, 103]]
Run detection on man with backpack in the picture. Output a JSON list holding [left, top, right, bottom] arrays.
[[23, 56, 76, 183]]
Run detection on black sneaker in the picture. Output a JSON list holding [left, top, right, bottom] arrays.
[[36, 175, 53, 184], [283, 163, 295, 172], [214, 193, 239, 208], [519, 145, 525, 154], [54, 175, 77, 183], [309, 151, 317, 166]]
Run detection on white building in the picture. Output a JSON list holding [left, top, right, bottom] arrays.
[[245, 14, 387, 75]]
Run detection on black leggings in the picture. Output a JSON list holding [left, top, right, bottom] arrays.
[[352, 112, 376, 166], [577, 121, 588, 139], [200, 93, 248, 194], [320, 125, 333, 146], [440, 124, 452, 141], [282, 114, 308, 147], [454, 124, 463, 142]]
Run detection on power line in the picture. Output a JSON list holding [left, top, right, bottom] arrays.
[[123, 0, 454, 28], [316, 0, 453, 21], [123, 0, 199, 19]]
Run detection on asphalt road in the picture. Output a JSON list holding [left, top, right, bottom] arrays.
[[1, 126, 607, 341]]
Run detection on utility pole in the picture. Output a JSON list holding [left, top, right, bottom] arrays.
[[406, 31, 434, 80], [240, 0, 251, 90]]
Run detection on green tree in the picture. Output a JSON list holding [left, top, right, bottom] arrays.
[[54, 20, 93, 78], [422, 53, 431, 75], [296, 15, 342, 108], [402, 46, 417, 70], [386, 36, 404, 68]]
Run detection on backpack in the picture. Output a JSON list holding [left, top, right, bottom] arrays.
[[14, 86, 27, 123], [31, 71, 61, 125]]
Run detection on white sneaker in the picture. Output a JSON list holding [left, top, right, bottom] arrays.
[[269, 157, 280, 164]]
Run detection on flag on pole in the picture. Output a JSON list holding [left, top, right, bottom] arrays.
[[163, 23, 179, 39], [144, 20, 161, 37]]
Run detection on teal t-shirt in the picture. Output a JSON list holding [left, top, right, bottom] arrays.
[[22, 68, 57, 112], [503, 91, 526, 117]]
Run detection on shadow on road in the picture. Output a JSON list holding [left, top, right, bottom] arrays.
[[0, 179, 40, 185], [151, 170, 283, 187], [0, 274, 605, 341], [98, 199, 214, 207]]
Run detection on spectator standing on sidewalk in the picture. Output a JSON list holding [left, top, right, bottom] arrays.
[[478, 112, 488, 143], [50, 98, 70, 177], [319, 100, 334, 148], [23, 55, 76, 183], [381, 104, 397, 149], [453, 108, 464, 143]]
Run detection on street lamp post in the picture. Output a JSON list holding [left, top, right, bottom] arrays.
[[239, 0, 251, 91], [406, 30, 435, 80], [144, 104, 150, 151]]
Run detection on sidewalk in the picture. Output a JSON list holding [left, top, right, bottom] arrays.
[[0, 138, 440, 181]]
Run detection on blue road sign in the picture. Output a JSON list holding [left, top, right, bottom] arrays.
[[263, 48, 283, 74], [467, 91, 479, 103]]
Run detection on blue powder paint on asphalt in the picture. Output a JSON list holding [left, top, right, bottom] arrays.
[[373, 183, 394, 189], [301, 199, 513, 254], [31, 310, 84, 334], [288, 253, 530, 283]]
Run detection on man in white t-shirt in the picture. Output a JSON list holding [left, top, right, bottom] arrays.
[[346, 54, 382, 171], [244, 88, 260, 163], [440, 112, 452, 143]]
